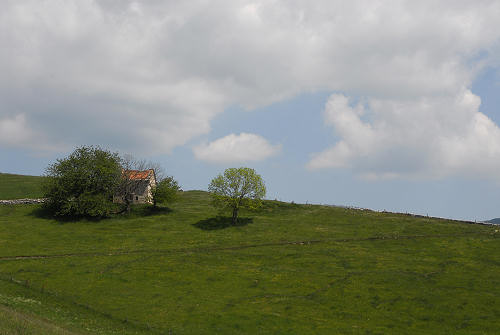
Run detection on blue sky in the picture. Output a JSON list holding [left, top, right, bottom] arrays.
[[1, 1, 500, 221]]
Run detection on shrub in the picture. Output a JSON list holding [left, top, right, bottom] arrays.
[[42, 146, 122, 218]]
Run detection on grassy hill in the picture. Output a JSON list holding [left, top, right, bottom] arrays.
[[0, 178, 499, 334], [0, 173, 45, 200]]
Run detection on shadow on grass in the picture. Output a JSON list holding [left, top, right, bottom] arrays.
[[29, 204, 172, 223], [193, 216, 253, 230], [29, 206, 103, 223], [133, 205, 173, 217]]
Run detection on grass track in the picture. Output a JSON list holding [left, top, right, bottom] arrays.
[[1, 189, 499, 334], [0, 230, 490, 261], [0, 304, 83, 335]]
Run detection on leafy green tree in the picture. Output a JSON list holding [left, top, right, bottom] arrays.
[[151, 176, 180, 208], [42, 146, 122, 218], [208, 167, 266, 224]]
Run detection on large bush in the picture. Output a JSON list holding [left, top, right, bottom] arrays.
[[42, 146, 122, 218]]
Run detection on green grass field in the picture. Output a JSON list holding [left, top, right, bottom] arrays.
[[0, 173, 44, 200], [0, 175, 499, 334]]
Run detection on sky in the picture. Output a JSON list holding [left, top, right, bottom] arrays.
[[1, 0, 500, 221]]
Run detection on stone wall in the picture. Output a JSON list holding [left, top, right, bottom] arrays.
[[0, 198, 46, 205]]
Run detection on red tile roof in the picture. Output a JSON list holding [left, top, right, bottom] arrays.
[[123, 169, 154, 180]]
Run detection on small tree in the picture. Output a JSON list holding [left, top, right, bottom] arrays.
[[151, 176, 180, 208], [42, 146, 122, 218], [115, 155, 145, 214], [208, 167, 266, 225]]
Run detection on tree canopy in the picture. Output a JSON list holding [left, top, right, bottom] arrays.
[[151, 176, 180, 208], [42, 146, 122, 217], [208, 167, 266, 224]]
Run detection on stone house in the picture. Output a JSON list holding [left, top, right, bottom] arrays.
[[113, 169, 157, 204]]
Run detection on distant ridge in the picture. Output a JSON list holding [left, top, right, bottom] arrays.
[[485, 218, 500, 225]]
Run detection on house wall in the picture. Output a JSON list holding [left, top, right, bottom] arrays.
[[144, 173, 156, 203], [113, 194, 152, 204], [113, 170, 156, 205]]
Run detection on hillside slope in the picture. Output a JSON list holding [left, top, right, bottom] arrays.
[[0, 304, 83, 335], [0, 173, 44, 200], [0, 189, 499, 334]]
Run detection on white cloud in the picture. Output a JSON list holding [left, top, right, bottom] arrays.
[[0, 0, 499, 181], [308, 91, 500, 180], [193, 133, 281, 163], [0, 114, 64, 152]]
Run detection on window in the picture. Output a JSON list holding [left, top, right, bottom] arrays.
[[136, 196, 139, 201]]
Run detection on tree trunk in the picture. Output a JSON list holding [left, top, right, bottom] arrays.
[[232, 207, 238, 225], [125, 198, 131, 214]]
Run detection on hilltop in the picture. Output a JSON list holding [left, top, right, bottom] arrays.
[[0, 175, 499, 334], [0, 173, 45, 200]]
